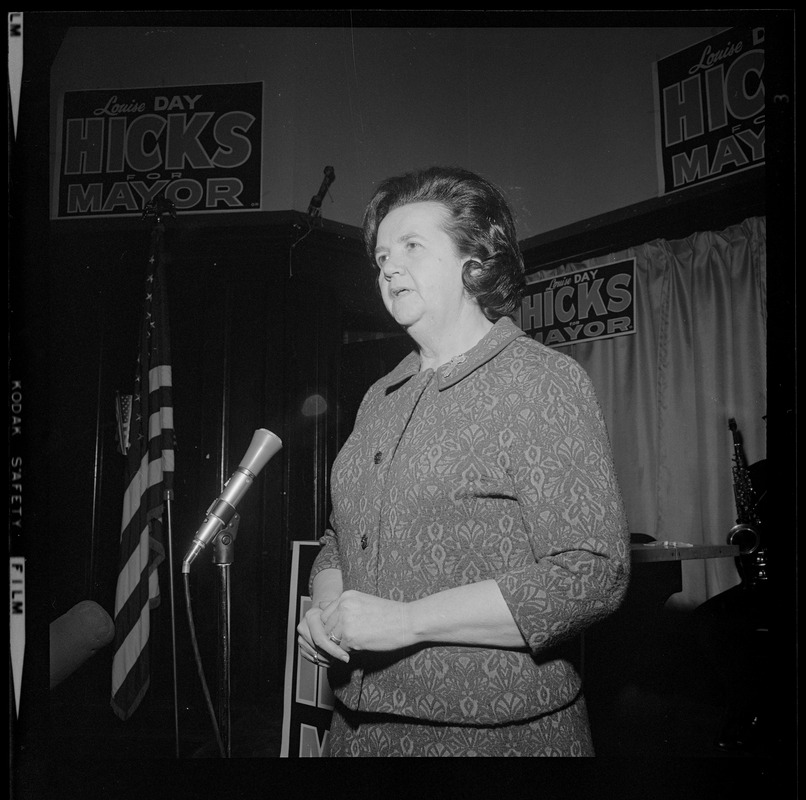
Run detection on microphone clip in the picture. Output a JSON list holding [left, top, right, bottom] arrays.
[[213, 514, 240, 566]]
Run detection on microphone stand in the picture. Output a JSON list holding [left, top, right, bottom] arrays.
[[212, 514, 240, 759], [182, 428, 281, 757]]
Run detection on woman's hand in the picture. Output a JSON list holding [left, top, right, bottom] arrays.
[[297, 576, 527, 666], [319, 590, 412, 653], [297, 600, 350, 668], [296, 568, 349, 668]]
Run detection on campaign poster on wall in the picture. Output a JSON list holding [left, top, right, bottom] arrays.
[[653, 26, 765, 195], [280, 541, 335, 758], [53, 81, 263, 219], [514, 258, 635, 349]]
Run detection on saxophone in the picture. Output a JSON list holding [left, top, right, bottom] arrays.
[[726, 418, 768, 588]]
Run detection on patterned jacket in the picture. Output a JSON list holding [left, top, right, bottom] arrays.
[[310, 316, 630, 725]]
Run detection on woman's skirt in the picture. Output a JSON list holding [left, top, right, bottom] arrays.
[[327, 692, 595, 757]]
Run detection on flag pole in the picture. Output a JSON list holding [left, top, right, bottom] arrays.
[[143, 197, 180, 757], [164, 489, 180, 758], [111, 194, 178, 725]]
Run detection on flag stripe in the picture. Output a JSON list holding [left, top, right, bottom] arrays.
[[150, 408, 173, 439], [111, 224, 175, 721], [111, 596, 151, 691], [110, 643, 151, 721], [114, 524, 152, 610], [120, 449, 172, 535], [150, 364, 172, 390], [120, 452, 159, 533], [114, 522, 165, 618]]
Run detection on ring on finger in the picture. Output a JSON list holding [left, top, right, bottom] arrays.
[[328, 634, 342, 645]]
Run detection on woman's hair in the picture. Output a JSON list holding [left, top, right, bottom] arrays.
[[362, 166, 526, 321]]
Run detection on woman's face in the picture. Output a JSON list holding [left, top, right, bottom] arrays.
[[374, 201, 466, 336]]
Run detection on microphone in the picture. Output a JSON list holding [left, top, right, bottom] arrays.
[[307, 166, 336, 217], [182, 428, 282, 572]]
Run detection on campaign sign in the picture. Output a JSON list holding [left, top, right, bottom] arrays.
[[54, 82, 263, 218], [516, 258, 635, 348], [653, 26, 765, 194], [280, 541, 335, 757]]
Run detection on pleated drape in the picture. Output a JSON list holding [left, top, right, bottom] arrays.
[[527, 217, 766, 608]]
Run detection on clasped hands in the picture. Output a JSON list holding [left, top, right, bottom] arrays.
[[297, 590, 411, 668]]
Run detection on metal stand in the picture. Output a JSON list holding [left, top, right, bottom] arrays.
[[212, 514, 239, 759]]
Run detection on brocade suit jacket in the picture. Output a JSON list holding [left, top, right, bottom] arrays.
[[310, 316, 630, 726]]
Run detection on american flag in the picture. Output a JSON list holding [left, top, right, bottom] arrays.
[[111, 224, 175, 720]]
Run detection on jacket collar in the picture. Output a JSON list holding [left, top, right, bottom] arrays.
[[381, 316, 527, 394]]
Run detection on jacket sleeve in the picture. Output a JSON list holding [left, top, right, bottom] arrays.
[[308, 518, 342, 596], [493, 353, 630, 654]]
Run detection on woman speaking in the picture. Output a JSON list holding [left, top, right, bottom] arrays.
[[297, 165, 630, 756]]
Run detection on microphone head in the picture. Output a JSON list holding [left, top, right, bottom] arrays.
[[240, 428, 283, 475]]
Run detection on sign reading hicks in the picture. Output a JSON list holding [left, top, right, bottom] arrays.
[[515, 259, 635, 348], [55, 81, 263, 219]]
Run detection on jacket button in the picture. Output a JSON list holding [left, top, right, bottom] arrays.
[[373, 451, 383, 464]]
